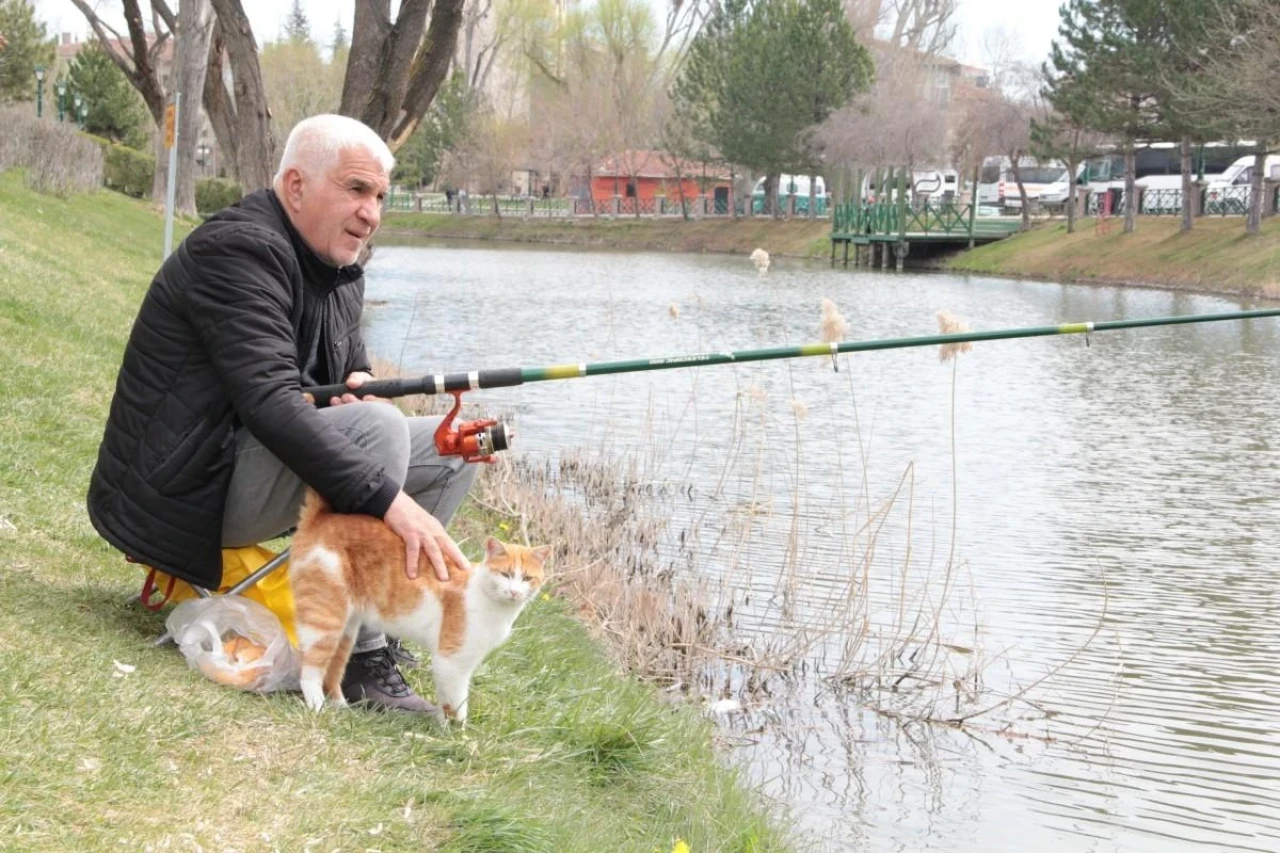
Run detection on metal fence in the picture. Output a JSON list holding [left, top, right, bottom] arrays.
[[383, 189, 826, 220]]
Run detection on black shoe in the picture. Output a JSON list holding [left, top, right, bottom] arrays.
[[341, 646, 436, 714], [387, 636, 421, 670]]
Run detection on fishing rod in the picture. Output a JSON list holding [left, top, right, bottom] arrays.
[[303, 307, 1280, 462]]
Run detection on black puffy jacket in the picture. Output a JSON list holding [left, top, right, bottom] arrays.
[[87, 189, 397, 588]]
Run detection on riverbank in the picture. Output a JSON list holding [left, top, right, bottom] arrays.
[[384, 211, 1280, 301], [945, 216, 1280, 300], [382, 210, 834, 259], [0, 173, 784, 852]]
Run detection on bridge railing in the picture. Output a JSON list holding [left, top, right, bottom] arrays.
[[833, 199, 983, 237]]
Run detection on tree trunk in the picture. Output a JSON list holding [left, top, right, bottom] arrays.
[[765, 172, 778, 217], [1065, 155, 1078, 235], [209, 0, 275, 191], [174, 0, 215, 216], [1247, 140, 1266, 235], [1010, 156, 1030, 232], [1179, 136, 1193, 233], [1123, 143, 1136, 234], [342, 0, 467, 151], [151, 133, 170, 207], [203, 25, 238, 182], [808, 171, 817, 220], [730, 164, 737, 220]]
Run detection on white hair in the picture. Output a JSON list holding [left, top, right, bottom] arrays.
[[273, 114, 395, 183]]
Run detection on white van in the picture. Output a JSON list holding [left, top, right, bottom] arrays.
[[751, 174, 829, 214], [976, 157, 1071, 210], [912, 169, 960, 203], [1205, 154, 1280, 214]]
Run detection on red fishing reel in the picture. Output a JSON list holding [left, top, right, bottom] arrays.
[[433, 390, 510, 463]]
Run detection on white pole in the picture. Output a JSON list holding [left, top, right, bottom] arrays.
[[163, 93, 180, 259]]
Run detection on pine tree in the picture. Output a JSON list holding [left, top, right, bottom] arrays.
[[65, 41, 150, 147], [284, 0, 312, 45], [674, 0, 872, 215], [1044, 0, 1170, 233], [0, 0, 55, 105], [330, 17, 349, 58]]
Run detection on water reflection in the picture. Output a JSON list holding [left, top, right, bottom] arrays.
[[366, 241, 1280, 852]]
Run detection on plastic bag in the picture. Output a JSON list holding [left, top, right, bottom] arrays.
[[166, 595, 300, 693]]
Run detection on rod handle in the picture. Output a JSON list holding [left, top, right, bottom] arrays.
[[303, 376, 436, 406]]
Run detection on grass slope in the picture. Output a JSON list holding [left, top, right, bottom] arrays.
[[381, 212, 834, 260], [0, 172, 784, 853], [946, 216, 1280, 299]]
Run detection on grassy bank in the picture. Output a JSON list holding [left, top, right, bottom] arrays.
[[0, 171, 784, 853], [382, 211, 834, 259], [946, 216, 1280, 299]]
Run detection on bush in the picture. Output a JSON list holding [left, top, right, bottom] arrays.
[[83, 134, 155, 198], [0, 108, 104, 197], [196, 177, 243, 216]]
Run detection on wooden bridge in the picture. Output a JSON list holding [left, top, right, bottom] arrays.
[[830, 198, 1023, 269], [829, 166, 1022, 269]]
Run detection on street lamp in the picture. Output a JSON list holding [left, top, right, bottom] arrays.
[[196, 141, 211, 175], [73, 94, 83, 128], [55, 80, 67, 123], [34, 66, 45, 119], [78, 101, 88, 127]]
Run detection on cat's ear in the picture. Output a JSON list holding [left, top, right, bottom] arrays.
[[530, 545, 552, 566], [484, 537, 507, 562]]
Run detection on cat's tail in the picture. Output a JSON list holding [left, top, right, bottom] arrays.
[[297, 488, 332, 529]]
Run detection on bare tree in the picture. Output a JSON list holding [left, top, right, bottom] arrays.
[[1170, 0, 1280, 234]]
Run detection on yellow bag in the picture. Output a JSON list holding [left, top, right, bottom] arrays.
[[141, 546, 298, 647]]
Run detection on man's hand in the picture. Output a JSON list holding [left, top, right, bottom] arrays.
[[382, 491, 471, 582], [329, 370, 385, 406]]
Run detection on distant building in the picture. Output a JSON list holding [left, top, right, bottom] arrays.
[[589, 150, 731, 209]]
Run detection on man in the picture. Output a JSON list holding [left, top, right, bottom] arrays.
[[88, 114, 478, 713]]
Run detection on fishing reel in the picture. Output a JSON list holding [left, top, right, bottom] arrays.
[[434, 390, 510, 464]]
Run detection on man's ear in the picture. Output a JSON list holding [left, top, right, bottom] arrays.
[[278, 165, 306, 212]]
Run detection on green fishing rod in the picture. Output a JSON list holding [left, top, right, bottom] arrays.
[[306, 307, 1280, 402]]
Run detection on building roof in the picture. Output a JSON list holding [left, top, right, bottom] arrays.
[[594, 150, 730, 181]]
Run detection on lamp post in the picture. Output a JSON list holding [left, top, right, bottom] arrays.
[[196, 142, 211, 176], [34, 66, 45, 118], [55, 81, 67, 122], [73, 94, 83, 128], [78, 102, 88, 128]]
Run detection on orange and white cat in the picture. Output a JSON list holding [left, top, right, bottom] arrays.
[[288, 490, 549, 722]]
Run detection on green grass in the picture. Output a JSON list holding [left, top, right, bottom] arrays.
[[946, 216, 1280, 298], [0, 170, 786, 853], [380, 211, 835, 260]]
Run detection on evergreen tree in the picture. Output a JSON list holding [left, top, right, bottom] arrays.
[[330, 17, 349, 59], [0, 0, 54, 105], [1044, 0, 1172, 233], [393, 70, 474, 187], [284, 0, 312, 45], [65, 41, 150, 147], [673, 0, 872, 214]]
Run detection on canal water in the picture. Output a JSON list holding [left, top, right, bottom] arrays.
[[363, 241, 1280, 852]]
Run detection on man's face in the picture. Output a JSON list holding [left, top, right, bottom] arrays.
[[285, 146, 389, 268]]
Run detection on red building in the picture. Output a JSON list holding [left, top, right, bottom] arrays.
[[590, 150, 730, 210]]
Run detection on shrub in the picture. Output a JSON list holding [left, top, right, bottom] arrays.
[[83, 133, 155, 198], [196, 177, 242, 216], [0, 108, 103, 197]]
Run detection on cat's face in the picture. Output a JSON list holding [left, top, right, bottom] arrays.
[[479, 537, 550, 604]]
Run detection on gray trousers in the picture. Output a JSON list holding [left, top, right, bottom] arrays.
[[221, 402, 479, 654]]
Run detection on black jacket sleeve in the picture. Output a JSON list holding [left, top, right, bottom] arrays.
[[183, 227, 399, 515]]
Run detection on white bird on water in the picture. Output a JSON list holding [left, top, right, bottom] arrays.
[[749, 247, 770, 275]]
